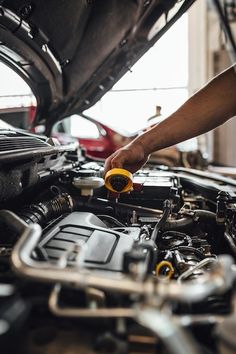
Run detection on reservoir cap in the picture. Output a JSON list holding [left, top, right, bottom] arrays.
[[104, 168, 133, 193]]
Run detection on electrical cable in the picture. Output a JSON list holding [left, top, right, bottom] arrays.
[[213, 0, 236, 61], [151, 199, 171, 241]]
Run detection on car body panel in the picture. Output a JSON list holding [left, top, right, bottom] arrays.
[[0, 0, 196, 130]]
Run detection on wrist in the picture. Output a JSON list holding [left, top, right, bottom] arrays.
[[135, 132, 154, 156], [128, 138, 147, 158]]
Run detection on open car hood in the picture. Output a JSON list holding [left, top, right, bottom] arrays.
[[0, 0, 195, 130]]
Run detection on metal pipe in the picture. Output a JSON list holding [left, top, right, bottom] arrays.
[[84, 197, 163, 215], [49, 284, 228, 324], [49, 283, 135, 318], [0, 210, 233, 302], [136, 307, 201, 354], [178, 257, 217, 282], [174, 314, 228, 326]]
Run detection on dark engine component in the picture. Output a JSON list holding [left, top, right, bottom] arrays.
[[117, 170, 181, 208], [1, 149, 236, 354], [19, 193, 74, 226], [38, 212, 141, 272]]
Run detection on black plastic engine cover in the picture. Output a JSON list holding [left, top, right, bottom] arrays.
[[38, 212, 140, 272]]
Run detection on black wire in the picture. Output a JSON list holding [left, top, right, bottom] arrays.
[[151, 199, 171, 241], [160, 231, 193, 248], [213, 0, 236, 60], [162, 231, 188, 239], [171, 246, 205, 260], [224, 229, 236, 255], [97, 215, 126, 227]]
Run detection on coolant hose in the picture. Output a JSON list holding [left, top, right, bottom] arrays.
[[224, 229, 236, 256], [163, 210, 216, 232], [19, 193, 74, 226]]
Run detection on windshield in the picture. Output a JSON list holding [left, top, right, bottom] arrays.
[[0, 62, 36, 130]]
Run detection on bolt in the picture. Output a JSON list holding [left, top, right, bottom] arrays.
[[119, 39, 128, 47], [19, 4, 33, 19], [61, 59, 70, 68]]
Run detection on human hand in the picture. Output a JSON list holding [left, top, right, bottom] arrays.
[[104, 141, 149, 175]]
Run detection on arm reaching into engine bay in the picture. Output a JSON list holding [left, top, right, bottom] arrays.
[[104, 65, 236, 174]]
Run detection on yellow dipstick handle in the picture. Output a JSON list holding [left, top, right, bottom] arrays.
[[104, 168, 133, 193], [156, 261, 174, 280]]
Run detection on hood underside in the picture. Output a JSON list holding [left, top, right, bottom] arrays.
[[0, 0, 195, 129]]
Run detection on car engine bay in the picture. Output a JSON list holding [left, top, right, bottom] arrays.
[[0, 130, 236, 354]]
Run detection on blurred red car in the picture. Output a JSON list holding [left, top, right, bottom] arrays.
[[1, 104, 203, 168], [52, 113, 135, 159], [52, 113, 188, 167]]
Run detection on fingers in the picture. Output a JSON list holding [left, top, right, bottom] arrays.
[[104, 154, 113, 175], [110, 152, 126, 168], [104, 150, 126, 175], [104, 142, 148, 176]]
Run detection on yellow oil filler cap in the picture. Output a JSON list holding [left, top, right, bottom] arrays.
[[104, 168, 133, 193]]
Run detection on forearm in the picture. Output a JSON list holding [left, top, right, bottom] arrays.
[[135, 65, 236, 155], [104, 65, 236, 174]]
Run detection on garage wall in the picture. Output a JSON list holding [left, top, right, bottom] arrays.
[[206, 3, 236, 166], [188, 0, 211, 159], [188, 0, 236, 166], [188, 0, 208, 94]]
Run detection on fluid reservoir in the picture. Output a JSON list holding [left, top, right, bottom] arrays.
[[72, 170, 104, 196]]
